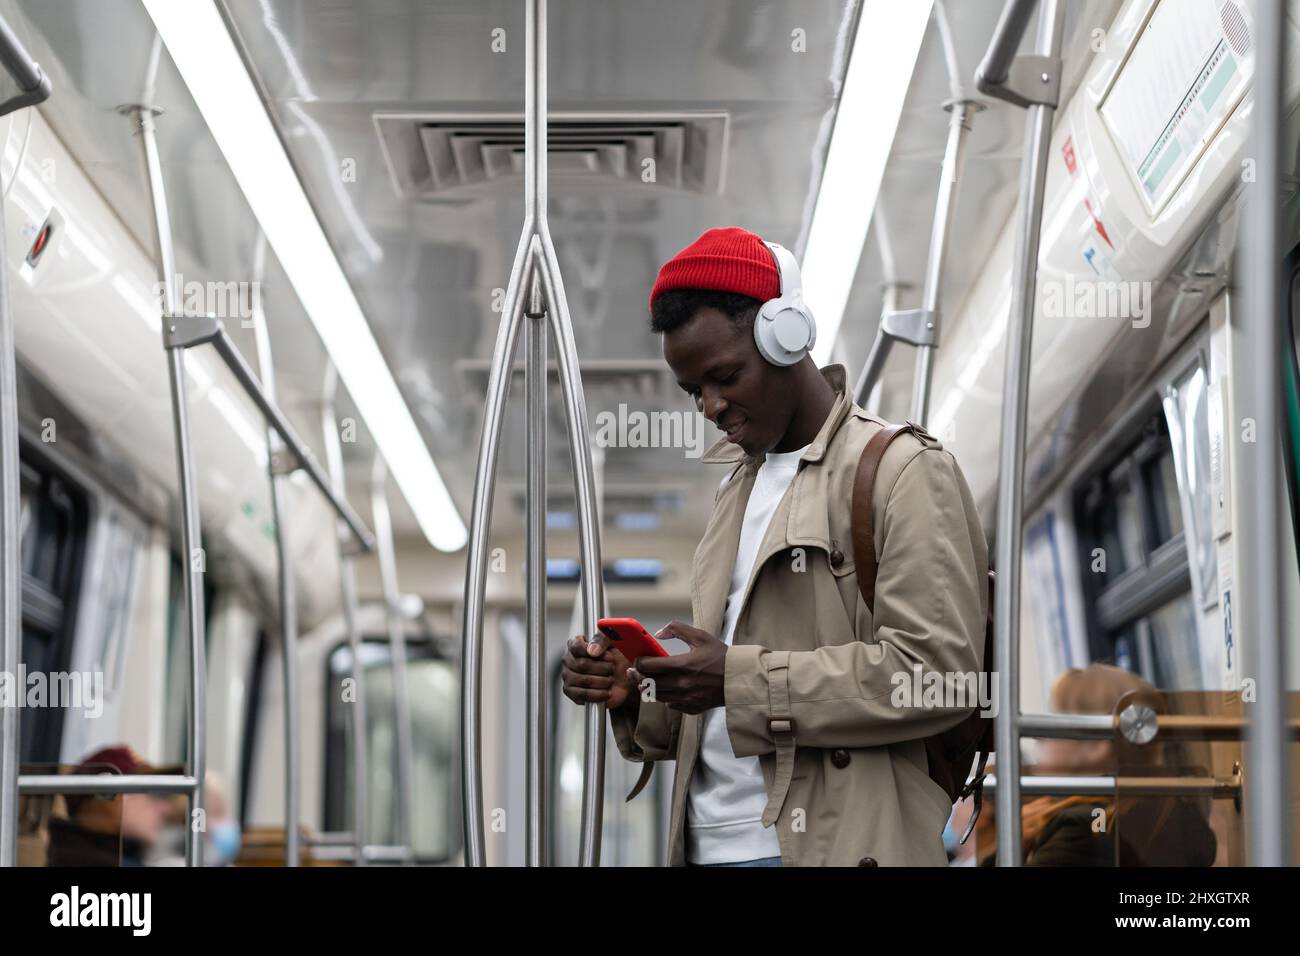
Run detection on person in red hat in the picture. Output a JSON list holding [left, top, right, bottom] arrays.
[[46, 745, 178, 866], [561, 227, 989, 867]]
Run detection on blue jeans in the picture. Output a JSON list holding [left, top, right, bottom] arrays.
[[690, 855, 782, 867]]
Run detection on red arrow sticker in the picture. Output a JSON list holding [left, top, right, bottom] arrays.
[[1083, 197, 1114, 249]]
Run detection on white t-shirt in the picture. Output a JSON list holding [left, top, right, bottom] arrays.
[[686, 443, 808, 864]]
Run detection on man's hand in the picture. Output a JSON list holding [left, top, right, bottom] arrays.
[[633, 621, 727, 715], [561, 635, 636, 711]]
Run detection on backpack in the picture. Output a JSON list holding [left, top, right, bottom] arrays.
[[850, 421, 995, 844]]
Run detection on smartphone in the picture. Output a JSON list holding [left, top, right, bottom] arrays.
[[596, 617, 670, 661]]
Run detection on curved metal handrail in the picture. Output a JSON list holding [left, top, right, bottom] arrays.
[[461, 0, 605, 867]]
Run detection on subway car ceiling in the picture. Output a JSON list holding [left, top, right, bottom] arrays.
[[0, 0, 1297, 869], [4, 0, 1122, 552]]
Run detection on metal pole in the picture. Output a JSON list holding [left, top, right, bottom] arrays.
[[209, 327, 375, 552], [525, 272, 547, 867], [1241, 0, 1289, 867], [0, 17, 44, 94], [553, 436, 612, 864], [0, 17, 53, 866], [461, 232, 532, 866], [0, 113, 21, 870], [910, 99, 976, 426], [1017, 713, 1115, 739], [975, 0, 1039, 92], [528, 0, 606, 868], [983, 774, 1242, 798], [853, 327, 895, 409], [461, 0, 605, 867], [1017, 711, 1300, 742], [0, 19, 49, 121], [371, 456, 416, 864], [249, 233, 300, 867], [322, 364, 369, 867], [852, 284, 906, 410], [988, 0, 1063, 869], [134, 105, 206, 867], [19, 774, 199, 795], [536, 240, 606, 868]]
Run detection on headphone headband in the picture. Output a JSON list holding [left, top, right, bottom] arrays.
[[754, 241, 816, 366], [764, 241, 803, 303]]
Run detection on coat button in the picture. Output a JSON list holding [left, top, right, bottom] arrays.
[[858, 856, 878, 867], [830, 748, 850, 769], [829, 549, 844, 568]]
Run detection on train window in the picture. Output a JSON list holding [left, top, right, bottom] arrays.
[[16, 450, 89, 762], [1078, 463, 1143, 579], [20, 466, 74, 590], [1074, 412, 1202, 688], [92, 513, 142, 696], [1145, 593, 1203, 690], [323, 638, 458, 862], [1163, 360, 1216, 608], [1143, 450, 1185, 545]]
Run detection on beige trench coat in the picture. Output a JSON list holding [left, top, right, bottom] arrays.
[[610, 365, 989, 866]]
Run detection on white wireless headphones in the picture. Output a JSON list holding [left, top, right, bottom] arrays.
[[753, 241, 816, 366]]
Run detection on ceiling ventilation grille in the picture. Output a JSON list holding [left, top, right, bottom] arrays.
[[375, 112, 728, 199], [1218, 1, 1252, 58]]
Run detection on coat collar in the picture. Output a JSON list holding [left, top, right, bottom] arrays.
[[690, 365, 859, 638], [699, 364, 854, 467]]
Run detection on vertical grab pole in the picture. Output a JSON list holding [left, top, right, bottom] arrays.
[[537, 244, 606, 866], [249, 233, 300, 867], [0, 121, 20, 871], [1241, 0, 1289, 866], [133, 105, 206, 867], [555, 436, 611, 863], [462, 0, 605, 866], [983, 0, 1063, 868], [371, 457, 416, 863], [530, 0, 606, 868], [525, 272, 547, 867], [910, 98, 978, 426], [322, 365, 369, 866], [0, 15, 53, 869], [461, 233, 533, 866]]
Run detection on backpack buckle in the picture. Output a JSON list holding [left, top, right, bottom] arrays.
[[768, 717, 795, 736]]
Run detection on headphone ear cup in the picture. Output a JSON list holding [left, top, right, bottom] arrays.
[[754, 302, 814, 366]]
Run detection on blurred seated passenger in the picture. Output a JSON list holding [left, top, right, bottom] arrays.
[[976, 663, 1217, 867], [152, 771, 241, 866], [46, 745, 174, 867]]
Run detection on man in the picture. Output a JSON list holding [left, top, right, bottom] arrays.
[[561, 226, 988, 866]]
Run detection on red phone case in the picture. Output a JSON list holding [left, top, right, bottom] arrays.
[[597, 617, 670, 659]]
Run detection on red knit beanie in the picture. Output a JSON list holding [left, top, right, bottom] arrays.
[[649, 227, 781, 310]]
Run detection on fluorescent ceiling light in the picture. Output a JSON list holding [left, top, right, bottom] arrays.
[[805, 0, 933, 365], [142, 0, 467, 551]]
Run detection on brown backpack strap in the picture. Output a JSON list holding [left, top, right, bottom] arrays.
[[625, 761, 655, 802], [850, 422, 915, 613]]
